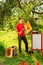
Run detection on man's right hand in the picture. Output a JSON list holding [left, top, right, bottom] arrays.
[[18, 31, 22, 34]]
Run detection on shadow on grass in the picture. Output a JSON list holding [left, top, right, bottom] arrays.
[[0, 48, 35, 65], [4, 50, 34, 65], [0, 47, 43, 65], [0, 41, 5, 56]]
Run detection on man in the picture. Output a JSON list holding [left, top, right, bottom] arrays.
[[16, 18, 29, 53]]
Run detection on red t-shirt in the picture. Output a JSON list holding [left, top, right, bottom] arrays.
[[16, 23, 25, 36]]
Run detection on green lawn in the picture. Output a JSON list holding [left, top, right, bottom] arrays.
[[0, 31, 43, 65]]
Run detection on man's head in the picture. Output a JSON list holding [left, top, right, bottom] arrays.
[[18, 18, 23, 24]]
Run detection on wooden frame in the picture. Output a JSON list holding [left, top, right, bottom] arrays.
[[32, 32, 42, 50], [5, 46, 17, 57], [32, 32, 43, 55]]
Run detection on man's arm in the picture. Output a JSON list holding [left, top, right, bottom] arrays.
[[16, 29, 20, 34], [20, 28, 24, 34], [16, 28, 24, 34], [16, 25, 20, 34]]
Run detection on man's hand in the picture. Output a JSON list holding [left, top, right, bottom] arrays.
[[18, 31, 22, 34], [19, 28, 24, 34], [16, 28, 24, 34], [16, 29, 22, 34]]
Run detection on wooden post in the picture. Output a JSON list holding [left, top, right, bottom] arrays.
[[41, 34, 43, 55]]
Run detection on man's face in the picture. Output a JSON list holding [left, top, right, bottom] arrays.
[[19, 19, 23, 24]]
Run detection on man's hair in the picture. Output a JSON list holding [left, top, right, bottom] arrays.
[[19, 18, 22, 20]]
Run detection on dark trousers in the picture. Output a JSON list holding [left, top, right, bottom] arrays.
[[18, 36, 28, 52]]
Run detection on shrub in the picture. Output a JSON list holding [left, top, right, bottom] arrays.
[[0, 41, 5, 56]]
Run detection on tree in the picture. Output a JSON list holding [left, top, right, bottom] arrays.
[[0, 0, 41, 31]]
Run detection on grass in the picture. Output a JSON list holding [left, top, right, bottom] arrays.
[[0, 31, 43, 65], [0, 31, 31, 49]]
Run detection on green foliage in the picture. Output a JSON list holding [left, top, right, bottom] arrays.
[[0, 41, 5, 56], [0, 0, 43, 32], [36, 19, 43, 32]]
